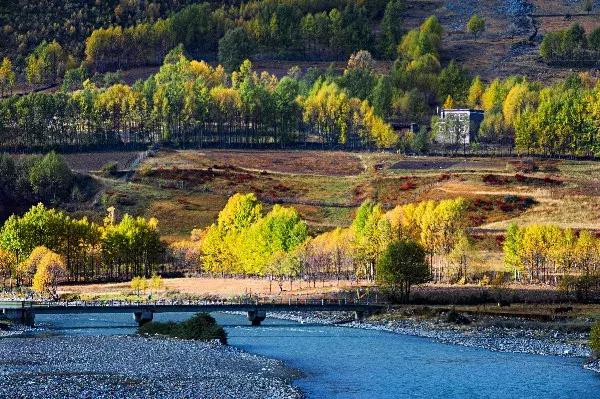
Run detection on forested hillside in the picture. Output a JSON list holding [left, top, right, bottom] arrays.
[[0, 0, 217, 63], [2, 0, 600, 82]]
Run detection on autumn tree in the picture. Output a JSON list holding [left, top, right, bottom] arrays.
[[0, 248, 16, 289], [18, 246, 51, 286], [131, 276, 148, 297], [467, 76, 485, 108], [26, 41, 73, 85], [202, 193, 263, 275], [32, 250, 66, 298], [0, 58, 16, 96]]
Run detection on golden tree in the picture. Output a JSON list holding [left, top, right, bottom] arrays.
[[32, 251, 66, 298]]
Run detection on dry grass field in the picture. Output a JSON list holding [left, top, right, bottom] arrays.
[[75, 148, 600, 281], [59, 277, 368, 299], [96, 149, 600, 252]]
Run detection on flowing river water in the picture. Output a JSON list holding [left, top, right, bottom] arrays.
[[32, 312, 600, 399]]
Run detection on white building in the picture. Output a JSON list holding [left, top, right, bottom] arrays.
[[436, 108, 484, 146]]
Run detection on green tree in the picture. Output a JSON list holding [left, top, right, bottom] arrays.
[[370, 75, 394, 117], [380, 0, 405, 58], [61, 66, 88, 92], [171, 3, 216, 54], [503, 222, 523, 279], [467, 14, 485, 36], [376, 239, 430, 303], [437, 60, 470, 104], [0, 153, 16, 204], [28, 152, 74, 204], [589, 28, 600, 52], [218, 28, 253, 72]]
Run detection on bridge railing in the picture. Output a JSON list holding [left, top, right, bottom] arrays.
[[9, 296, 385, 309]]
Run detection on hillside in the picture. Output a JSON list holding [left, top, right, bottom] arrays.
[[78, 149, 600, 276], [405, 0, 600, 82], [1, 0, 599, 86]]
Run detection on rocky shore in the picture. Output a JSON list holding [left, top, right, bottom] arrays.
[[0, 335, 302, 399], [584, 359, 600, 374]]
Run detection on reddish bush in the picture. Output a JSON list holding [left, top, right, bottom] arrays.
[[482, 174, 508, 185], [273, 183, 290, 192], [514, 173, 526, 182], [399, 181, 417, 190], [543, 176, 562, 185]]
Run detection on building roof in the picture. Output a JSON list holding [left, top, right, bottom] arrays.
[[441, 108, 484, 113]]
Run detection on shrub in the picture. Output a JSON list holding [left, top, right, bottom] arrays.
[[491, 272, 506, 287], [139, 313, 227, 344], [447, 309, 472, 324], [591, 322, 600, 357], [100, 161, 118, 176], [137, 163, 152, 177], [514, 173, 526, 182]]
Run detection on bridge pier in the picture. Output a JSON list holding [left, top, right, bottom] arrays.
[[354, 310, 365, 322], [247, 310, 266, 326], [2, 308, 35, 327], [133, 310, 154, 326]]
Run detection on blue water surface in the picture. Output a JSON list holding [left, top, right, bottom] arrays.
[[34, 312, 600, 399]]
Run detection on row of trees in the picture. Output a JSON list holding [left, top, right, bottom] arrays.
[[433, 71, 600, 156], [0, 51, 397, 151], [0, 0, 225, 63], [0, 15, 467, 154], [0, 204, 164, 285], [504, 223, 600, 284], [0, 152, 79, 221], [82, 0, 406, 73], [540, 23, 600, 65], [172, 194, 468, 286]]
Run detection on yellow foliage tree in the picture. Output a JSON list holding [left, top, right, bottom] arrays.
[[149, 273, 163, 295], [443, 95, 456, 109], [0, 248, 16, 288], [467, 76, 485, 108], [130, 276, 148, 297], [32, 251, 66, 298], [18, 246, 51, 286]]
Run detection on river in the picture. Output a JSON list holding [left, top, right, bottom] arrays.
[[33, 312, 600, 399]]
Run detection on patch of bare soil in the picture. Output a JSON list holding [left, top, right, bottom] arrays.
[[60, 152, 141, 173], [200, 150, 364, 176]]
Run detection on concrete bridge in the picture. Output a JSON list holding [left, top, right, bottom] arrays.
[[0, 299, 386, 327]]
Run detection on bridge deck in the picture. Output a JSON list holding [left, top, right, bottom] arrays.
[[0, 300, 385, 315]]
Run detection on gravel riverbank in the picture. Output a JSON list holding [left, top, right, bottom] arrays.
[[0, 335, 302, 399]]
